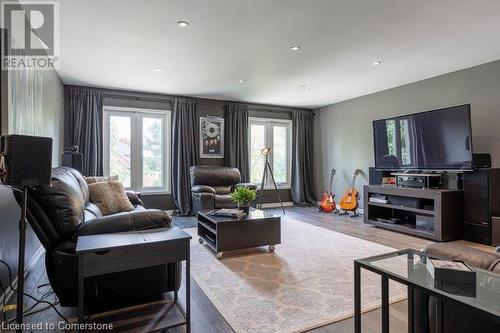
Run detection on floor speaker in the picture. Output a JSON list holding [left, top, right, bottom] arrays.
[[62, 152, 83, 174], [0, 135, 52, 187]]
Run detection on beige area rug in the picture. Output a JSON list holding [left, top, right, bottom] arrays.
[[187, 218, 407, 333]]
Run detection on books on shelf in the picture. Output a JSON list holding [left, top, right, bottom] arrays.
[[425, 258, 477, 297], [369, 194, 389, 204]]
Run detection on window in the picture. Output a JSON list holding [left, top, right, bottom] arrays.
[[103, 106, 171, 192], [249, 117, 292, 188], [385, 118, 411, 167]]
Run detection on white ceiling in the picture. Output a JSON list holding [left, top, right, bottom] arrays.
[[57, 0, 500, 108]]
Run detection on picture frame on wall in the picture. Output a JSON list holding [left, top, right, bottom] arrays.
[[200, 116, 224, 158]]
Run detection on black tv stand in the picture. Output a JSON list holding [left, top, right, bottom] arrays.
[[364, 185, 463, 241]]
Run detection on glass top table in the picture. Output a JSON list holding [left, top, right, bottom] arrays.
[[354, 248, 500, 333]]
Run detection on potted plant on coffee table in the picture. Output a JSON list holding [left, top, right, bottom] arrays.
[[230, 187, 257, 214]]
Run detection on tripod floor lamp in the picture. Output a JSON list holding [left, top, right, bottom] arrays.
[[256, 147, 285, 215]]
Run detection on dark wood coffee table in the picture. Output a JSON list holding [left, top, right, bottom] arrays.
[[197, 208, 281, 259]]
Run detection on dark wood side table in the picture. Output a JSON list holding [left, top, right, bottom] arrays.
[[76, 227, 192, 332]]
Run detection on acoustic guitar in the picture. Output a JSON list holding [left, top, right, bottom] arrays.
[[339, 169, 362, 214], [319, 168, 336, 213]]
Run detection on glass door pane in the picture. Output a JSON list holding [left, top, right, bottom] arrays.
[[250, 124, 266, 184], [272, 125, 288, 184], [109, 115, 131, 187], [142, 117, 164, 188]]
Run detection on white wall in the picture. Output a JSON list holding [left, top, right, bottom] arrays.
[[313, 59, 500, 208], [41, 69, 64, 165], [0, 67, 63, 298]]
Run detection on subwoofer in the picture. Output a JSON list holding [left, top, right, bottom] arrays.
[[0, 135, 52, 187]]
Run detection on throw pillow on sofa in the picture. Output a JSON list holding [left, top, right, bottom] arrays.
[[84, 175, 119, 184], [88, 181, 134, 215]]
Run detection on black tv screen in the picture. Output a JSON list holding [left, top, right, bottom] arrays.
[[373, 104, 473, 170]]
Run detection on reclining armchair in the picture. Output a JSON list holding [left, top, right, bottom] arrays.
[[190, 166, 257, 215], [25, 167, 180, 307]]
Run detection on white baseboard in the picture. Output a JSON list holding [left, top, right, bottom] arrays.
[[259, 202, 294, 209], [0, 246, 45, 307], [315, 201, 365, 215]]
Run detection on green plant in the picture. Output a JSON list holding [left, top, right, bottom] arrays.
[[230, 187, 257, 205]]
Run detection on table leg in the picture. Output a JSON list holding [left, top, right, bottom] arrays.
[[408, 287, 414, 333], [354, 262, 361, 333], [78, 256, 84, 323], [186, 242, 191, 333], [436, 298, 443, 333], [174, 252, 181, 304], [407, 252, 414, 333], [381, 275, 389, 333]]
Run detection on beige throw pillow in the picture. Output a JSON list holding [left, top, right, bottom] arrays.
[[85, 175, 119, 184], [88, 181, 134, 216]]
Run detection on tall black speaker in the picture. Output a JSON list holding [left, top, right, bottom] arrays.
[[463, 168, 500, 245], [0, 134, 52, 332]]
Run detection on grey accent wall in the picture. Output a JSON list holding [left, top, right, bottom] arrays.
[[313, 59, 500, 209], [77, 86, 307, 210]]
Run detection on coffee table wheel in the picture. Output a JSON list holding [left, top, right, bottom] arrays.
[[216, 252, 223, 260], [198, 237, 204, 244], [268, 245, 275, 252]]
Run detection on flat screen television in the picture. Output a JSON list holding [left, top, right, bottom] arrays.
[[373, 104, 473, 170]]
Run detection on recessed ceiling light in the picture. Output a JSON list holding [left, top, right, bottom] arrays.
[[154, 68, 165, 72], [177, 20, 189, 27], [299, 85, 311, 92], [291, 45, 301, 51], [238, 79, 245, 84], [372, 60, 382, 66], [305, 87, 312, 92]]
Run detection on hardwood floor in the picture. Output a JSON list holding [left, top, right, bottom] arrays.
[[2, 206, 494, 332]]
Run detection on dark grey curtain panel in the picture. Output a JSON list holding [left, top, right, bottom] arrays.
[[171, 97, 198, 215], [224, 103, 250, 182], [291, 110, 316, 205], [65, 86, 103, 176]]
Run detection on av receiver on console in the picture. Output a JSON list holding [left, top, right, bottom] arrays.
[[392, 172, 442, 189]]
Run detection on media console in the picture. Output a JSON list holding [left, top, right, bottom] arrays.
[[364, 185, 463, 241]]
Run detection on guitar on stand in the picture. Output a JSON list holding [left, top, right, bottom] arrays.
[[319, 168, 337, 213], [339, 169, 362, 217]]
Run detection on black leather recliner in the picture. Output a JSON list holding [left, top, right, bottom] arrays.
[[190, 166, 257, 215], [24, 167, 180, 307]]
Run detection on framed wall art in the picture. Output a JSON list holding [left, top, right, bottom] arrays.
[[199, 116, 224, 158]]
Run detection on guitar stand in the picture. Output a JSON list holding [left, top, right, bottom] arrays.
[[338, 209, 359, 217]]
